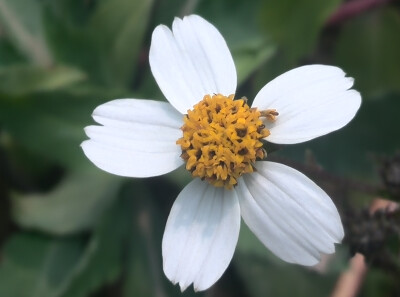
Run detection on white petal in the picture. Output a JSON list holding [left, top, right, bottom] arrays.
[[149, 15, 237, 114], [162, 179, 240, 292], [237, 161, 344, 266], [82, 99, 184, 177], [252, 65, 361, 144]]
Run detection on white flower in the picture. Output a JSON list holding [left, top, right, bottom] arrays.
[[82, 15, 361, 292]]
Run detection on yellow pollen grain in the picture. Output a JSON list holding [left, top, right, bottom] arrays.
[[176, 94, 272, 189]]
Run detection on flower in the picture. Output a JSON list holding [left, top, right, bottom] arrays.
[[82, 15, 361, 292]]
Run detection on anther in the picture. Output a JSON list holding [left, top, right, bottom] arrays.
[[261, 109, 279, 122]]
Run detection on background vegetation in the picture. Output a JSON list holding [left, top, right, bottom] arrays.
[[0, 0, 400, 296]]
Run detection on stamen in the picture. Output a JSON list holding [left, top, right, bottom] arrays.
[[177, 94, 274, 189], [261, 109, 279, 122]]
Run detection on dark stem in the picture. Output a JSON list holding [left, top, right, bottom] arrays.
[[268, 155, 384, 195], [327, 0, 392, 26]]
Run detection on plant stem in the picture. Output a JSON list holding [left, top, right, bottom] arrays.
[[327, 0, 392, 26]]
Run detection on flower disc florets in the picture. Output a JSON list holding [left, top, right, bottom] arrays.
[[177, 94, 270, 189]]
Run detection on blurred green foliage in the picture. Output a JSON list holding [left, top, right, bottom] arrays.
[[0, 0, 400, 296]]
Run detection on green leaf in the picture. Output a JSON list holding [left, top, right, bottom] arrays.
[[362, 269, 394, 297], [87, 0, 154, 86], [42, 0, 153, 86], [232, 38, 276, 85], [0, 233, 86, 297], [60, 195, 130, 297], [11, 168, 122, 235], [0, 65, 86, 96], [0, 0, 52, 66], [41, 0, 95, 25], [41, 1, 101, 83], [121, 180, 202, 297], [234, 252, 338, 297], [198, 0, 263, 45], [151, 0, 186, 24], [259, 0, 341, 63], [335, 8, 400, 97], [0, 86, 129, 169], [236, 223, 341, 297], [197, 0, 276, 85], [122, 182, 162, 297], [0, 37, 25, 66], [0, 196, 129, 297]]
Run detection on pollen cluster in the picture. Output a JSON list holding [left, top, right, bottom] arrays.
[[177, 94, 271, 189]]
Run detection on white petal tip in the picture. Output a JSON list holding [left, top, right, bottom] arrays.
[[347, 76, 355, 85], [179, 283, 189, 292], [253, 64, 362, 144], [335, 226, 345, 243], [303, 258, 320, 267]]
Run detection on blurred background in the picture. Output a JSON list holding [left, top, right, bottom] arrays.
[[1, 0, 400, 296]]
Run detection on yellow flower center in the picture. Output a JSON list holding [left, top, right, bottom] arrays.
[[177, 94, 277, 189]]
